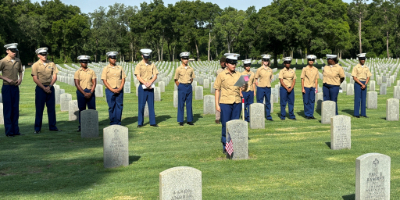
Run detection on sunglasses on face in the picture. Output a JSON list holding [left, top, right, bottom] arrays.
[[262, 59, 270, 62], [181, 57, 189, 60], [39, 53, 47, 56], [80, 60, 89, 63], [9, 49, 18, 53], [308, 59, 315, 61], [109, 57, 116, 60], [226, 60, 237, 65], [284, 62, 291, 64], [244, 64, 251, 67]]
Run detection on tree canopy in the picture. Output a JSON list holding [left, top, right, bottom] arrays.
[[1, 0, 400, 64]]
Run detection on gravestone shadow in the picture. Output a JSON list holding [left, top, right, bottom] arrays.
[[341, 109, 353, 116], [325, 142, 331, 148], [129, 155, 141, 164], [122, 116, 138, 126], [296, 111, 306, 119], [342, 194, 355, 200], [192, 114, 203, 123], [316, 108, 321, 115]]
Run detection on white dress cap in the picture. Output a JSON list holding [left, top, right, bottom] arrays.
[[4, 43, 18, 49], [243, 59, 252, 65], [140, 49, 152, 56], [77, 55, 91, 61], [261, 54, 271, 59], [106, 51, 118, 57], [35, 47, 48, 54], [283, 57, 292, 62], [357, 53, 367, 58], [326, 54, 337, 59], [180, 52, 190, 57], [307, 55, 317, 59], [226, 53, 239, 61]]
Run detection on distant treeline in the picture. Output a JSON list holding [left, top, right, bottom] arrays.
[[0, 0, 399, 66]]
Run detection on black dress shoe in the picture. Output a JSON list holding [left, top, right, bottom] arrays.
[[34, 130, 40, 134], [362, 116, 368, 118], [179, 122, 184, 126], [14, 133, 24, 136], [354, 116, 360, 118], [187, 122, 194, 125], [310, 116, 316, 119], [50, 129, 60, 131], [290, 118, 297, 120], [280, 118, 285, 120], [6, 135, 15, 137], [76, 128, 81, 132], [150, 124, 158, 127], [267, 119, 274, 121], [137, 125, 143, 128]]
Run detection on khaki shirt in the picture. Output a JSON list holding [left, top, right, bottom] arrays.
[[323, 64, 345, 86], [351, 64, 372, 81], [0, 56, 23, 85], [174, 65, 196, 84], [216, 68, 225, 76], [300, 65, 318, 88], [279, 68, 297, 88], [101, 64, 126, 89], [134, 60, 159, 82], [255, 65, 273, 87], [31, 60, 59, 85], [214, 69, 241, 104], [241, 70, 255, 92], [74, 68, 97, 89]]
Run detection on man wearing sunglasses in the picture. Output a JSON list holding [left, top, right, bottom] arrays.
[[135, 49, 159, 128], [352, 53, 371, 118], [174, 52, 195, 126], [214, 53, 243, 155], [31, 47, 59, 134], [0, 43, 23, 137], [301, 55, 319, 119]]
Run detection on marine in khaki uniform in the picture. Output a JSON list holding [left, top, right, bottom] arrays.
[[301, 55, 319, 119], [214, 53, 243, 156], [255, 54, 274, 121], [279, 57, 297, 120], [241, 59, 255, 122], [101, 51, 126, 125], [174, 52, 195, 126], [352, 53, 371, 118], [31, 47, 59, 133], [322, 54, 345, 115], [74, 55, 96, 131], [215, 56, 226, 124], [0, 43, 23, 137], [135, 49, 159, 128]]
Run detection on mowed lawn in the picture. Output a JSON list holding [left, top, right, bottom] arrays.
[[0, 64, 399, 200]]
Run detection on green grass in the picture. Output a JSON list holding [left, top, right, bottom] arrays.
[[0, 65, 399, 200]]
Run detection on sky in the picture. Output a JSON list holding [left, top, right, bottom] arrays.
[[31, 0, 354, 14]]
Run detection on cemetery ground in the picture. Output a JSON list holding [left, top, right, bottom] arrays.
[[1, 65, 400, 199]]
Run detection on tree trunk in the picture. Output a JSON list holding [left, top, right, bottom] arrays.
[[273, 50, 278, 68], [227, 38, 231, 53], [172, 45, 175, 62], [195, 40, 200, 61], [387, 31, 389, 58], [208, 32, 211, 61], [359, 15, 362, 53]]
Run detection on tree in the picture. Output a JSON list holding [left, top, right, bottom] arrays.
[[348, 0, 369, 53]]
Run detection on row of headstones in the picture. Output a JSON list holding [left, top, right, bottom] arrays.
[[101, 121, 390, 200], [158, 152, 390, 200]]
